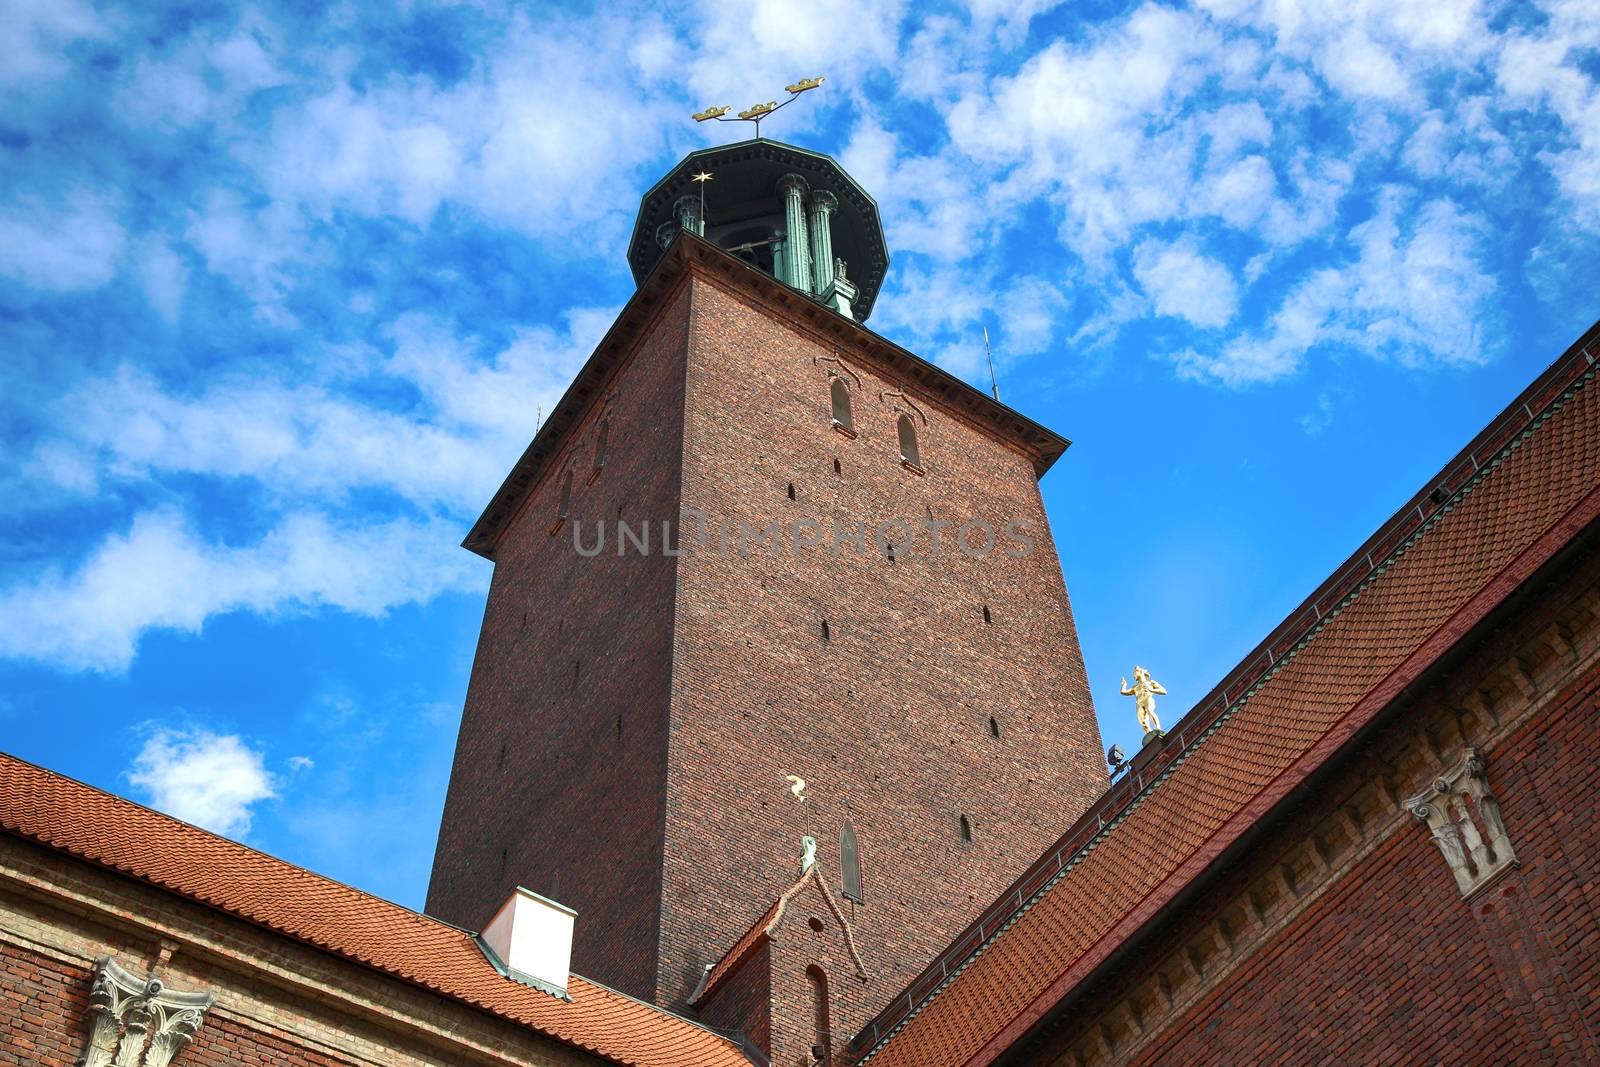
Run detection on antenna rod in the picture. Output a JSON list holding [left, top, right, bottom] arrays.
[[984, 325, 1000, 402]]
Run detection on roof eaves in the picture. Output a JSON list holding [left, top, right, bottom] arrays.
[[849, 319, 1600, 1064]]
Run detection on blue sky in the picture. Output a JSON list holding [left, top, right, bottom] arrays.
[[2, 0, 1597, 910]]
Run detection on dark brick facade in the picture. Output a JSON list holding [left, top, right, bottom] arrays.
[[427, 252, 1108, 1056]]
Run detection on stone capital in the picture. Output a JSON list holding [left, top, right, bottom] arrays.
[[807, 189, 839, 214], [776, 173, 810, 198]]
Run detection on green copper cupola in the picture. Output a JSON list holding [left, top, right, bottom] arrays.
[[627, 139, 890, 322]]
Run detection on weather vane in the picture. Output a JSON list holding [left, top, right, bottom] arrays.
[[693, 76, 825, 139], [780, 771, 817, 872]]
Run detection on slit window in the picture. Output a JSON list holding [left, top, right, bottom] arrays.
[[898, 414, 921, 467], [557, 469, 573, 519], [788, 482, 796, 501], [821, 619, 831, 644], [959, 815, 972, 842], [594, 418, 610, 471], [831, 378, 853, 431], [841, 820, 863, 903], [982, 604, 992, 625], [989, 716, 1000, 738]]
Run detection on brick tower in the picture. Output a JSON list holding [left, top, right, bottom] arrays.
[[427, 139, 1106, 1059]]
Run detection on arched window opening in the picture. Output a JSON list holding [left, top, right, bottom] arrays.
[[557, 469, 573, 520], [788, 482, 797, 501], [830, 378, 853, 432], [989, 716, 1001, 739], [833, 457, 842, 476], [807, 966, 832, 1065], [841, 820, 863, 904], [885, 542, 896, 563], [594, 419, 610, 472], [959, 814, 973, 842], [615, 716, 623, 740], [982, 604, 992, 625], [897, 414, 921, 467], [820, 619, 831, 644]]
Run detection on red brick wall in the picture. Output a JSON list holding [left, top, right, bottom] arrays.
[[1018, 541, 1600, 1066], [1135, 657, 1600, 1066], [0, 943, 352, 1067], [430, 261, 1106, 1032], [661, 275, 1105, 1033], [427, 277, 693, 997]]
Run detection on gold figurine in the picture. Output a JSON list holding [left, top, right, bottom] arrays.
[[1120, 666, 1168, 737], [692, 105, 732, 122]]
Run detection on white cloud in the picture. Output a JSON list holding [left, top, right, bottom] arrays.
[[1132, 238, 1240, 328], [1178, 189, 1494, 385], [0, 509, 483, 673], [128, 728, 276, 837], [0, 0, 109, 93], [0, 190, 126, 293]]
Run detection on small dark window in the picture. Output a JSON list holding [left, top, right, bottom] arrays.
[[989, 716, 1000, 738], [615, 716, 623, 739], [788, 482, 796, 501], [573, 659, 581, 685], [841, 820, 863, 903], [821, 619, 831, 644], [594, 418, 610, 471], [959, 815, 972, 842], [885, 542, 896, 563], [898, 415, 921, 467], [500, 848, 507, 874], [557, 468, 573, 519], [982, 604, 992, 625], [831, 378, 853, 431], [833, 457, 842, 476], [808, 916, 825, 933]]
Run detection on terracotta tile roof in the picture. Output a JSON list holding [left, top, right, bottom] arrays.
[[855, 327, 1600, 1067], [0, 754, 751, 1067]]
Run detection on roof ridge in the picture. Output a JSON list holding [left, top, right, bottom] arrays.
[[849, 326, 1600, 1061]]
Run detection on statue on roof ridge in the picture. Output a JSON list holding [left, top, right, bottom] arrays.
[[1121, 666, 1168, 739]]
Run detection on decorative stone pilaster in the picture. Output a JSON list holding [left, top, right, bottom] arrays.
[[672, 194, 704, 238], [1407, 748, 1517, 897], [807, 190, 838, 296], [79, 957, 214, 1067], [777, 174, 812, 292]]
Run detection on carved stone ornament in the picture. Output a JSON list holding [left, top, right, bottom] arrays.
[[1406, 748, 1518, 898], [79, 957, 214, 1067]]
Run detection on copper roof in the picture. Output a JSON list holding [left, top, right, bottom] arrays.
[[855, 322, 1600, 1066], [0, 753, 751, 1067]]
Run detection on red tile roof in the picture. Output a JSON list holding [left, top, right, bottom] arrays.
[[0, 754, 751, 1067], [855, 326, 1600, 1067]]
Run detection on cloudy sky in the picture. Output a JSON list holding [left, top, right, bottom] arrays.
[[3, 0, 1597, 909]]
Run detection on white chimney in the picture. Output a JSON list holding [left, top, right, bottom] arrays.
[[480, 887, 578, 996]]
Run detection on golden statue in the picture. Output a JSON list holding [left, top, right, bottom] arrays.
[[785, 76, 825, 94], [738, 101, 779, 120], [692, 105, 732, 122], [1120, 666, 1168, 735]]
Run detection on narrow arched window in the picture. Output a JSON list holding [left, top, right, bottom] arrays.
[[989, 716, 1001, 738], [831, 378, 853, 431], [841, 820, 863, 904], [557, 469, 573, 520], [807, 966, 832, 1065], [983, 605, 992, 625], [594, 418, 610, 472], [897, 414, 920, 467], [959, 814, 972, 842]]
